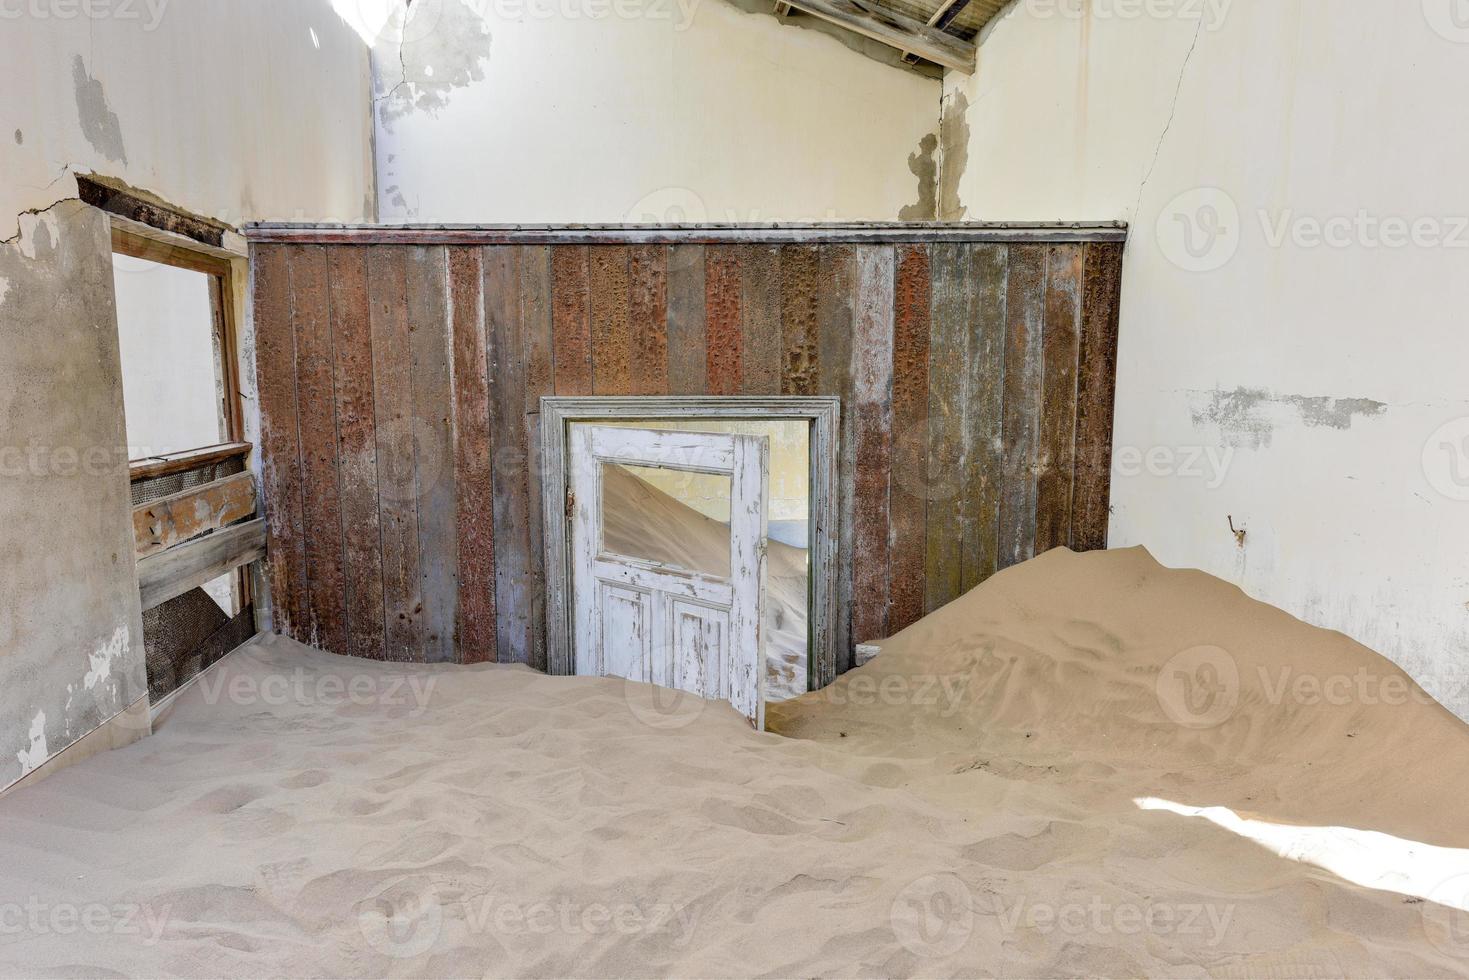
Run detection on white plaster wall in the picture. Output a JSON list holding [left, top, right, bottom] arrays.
[[113, 255, 223, 456], [945, 0, 1469, 715], [0, 0, 375, 238], [367, 0, 940, 222]]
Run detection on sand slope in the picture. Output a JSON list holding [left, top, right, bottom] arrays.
[[2, 547, 1468, 977]]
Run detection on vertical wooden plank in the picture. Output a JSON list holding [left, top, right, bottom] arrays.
[[290, 245, 348, 655], [739, 244, 782, 395], [408, 246, 459, 663], [1072, 241, 1124, 552], [589, 246, 633, 395], [666, 244, 707, 395], [998, 244, 1047, 570], [850, 246, 895, 647], [369, 246, 423, 661], [779, 245, 820, 396], [962, 244, 1009, 591], [923, 243, 967, 615], [888, 243, 930, 633], [520, 246, 555, 670], [328, 247, 385, 660], [486, 246, 532, 665], [704, 245, 743, 396], [251, 244, 308, 641], [1036, 244, 1084, 554], [551, 245, 593, 396], [449, 246, 496, 664], [817, 245, 856, 680], [628, 245, 669, 395]]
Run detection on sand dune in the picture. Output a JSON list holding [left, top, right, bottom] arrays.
[[3, 547, 1468, 977]]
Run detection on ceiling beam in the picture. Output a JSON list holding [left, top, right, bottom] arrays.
[[778, 0, 976, 72], [902, 0, 971, 64]]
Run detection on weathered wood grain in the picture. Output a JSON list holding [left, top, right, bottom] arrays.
[[520, 245, 554, 670], [779, 245, 820, 396], [1073, 241, 1124, 552], [137, 519, 267, 612], [962, 243, 1009, 591], [133, 472, 257, 560], [407, 246, 459, 663], [589, 245, 633, 395], [1036, 244, 1083, 554], [666, 244, 707, 394], [704, 245, 743, 395], [328, 247, 386, 659], [998, 244, 1047, 569], [551, 245, 593, 395], [450, 246, 496, 664], [740, 244, 782, 395], [628, 245, 669, 395], [486, 246, 532, 665], [923, 242, 967, 614], [290, 245, 348, 654], [850, 246, 894, 647], [888, 243, 930, 633], [250, 244, 307, 639], [368, 246, 423, 661], [817, 245, 857, 676]]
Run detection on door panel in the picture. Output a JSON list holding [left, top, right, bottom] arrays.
[[570, 424, 767, 728], [599, 583, 652, 682]]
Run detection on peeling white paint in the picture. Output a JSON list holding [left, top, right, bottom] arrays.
[[83, 625, 131, 691], [16, 711, 48, 776]]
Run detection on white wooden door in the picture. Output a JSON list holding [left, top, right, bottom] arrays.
[[570, 425, 768, 729]]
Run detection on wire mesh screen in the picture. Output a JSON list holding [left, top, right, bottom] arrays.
[[131, 454, 246, 507], [143, 591, 255, 703]]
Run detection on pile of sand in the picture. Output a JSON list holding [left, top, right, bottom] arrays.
[[2, 547, 1468, 977]]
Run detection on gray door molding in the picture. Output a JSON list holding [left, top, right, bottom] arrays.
[[540, 396, 841, 691]]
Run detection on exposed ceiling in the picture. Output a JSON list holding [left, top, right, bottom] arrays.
[[771, 0, 1009, 73]]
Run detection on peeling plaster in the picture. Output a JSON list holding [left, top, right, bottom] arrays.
[[71, 56, 128, 165], [1188, 387, 1388, 449], [937, 89, 969, 221], [16, 712, 48, 776], [83, 625, 131, 691], [376, 0, 493, 131], [898, 132, 938, 221]]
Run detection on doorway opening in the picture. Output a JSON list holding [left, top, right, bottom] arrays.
[[541, 397, 840, 721]]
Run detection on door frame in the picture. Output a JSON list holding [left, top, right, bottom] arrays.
[[541, 396, 841, 690]]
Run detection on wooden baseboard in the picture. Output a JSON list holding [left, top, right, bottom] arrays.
[[0, 697, 151, 801]]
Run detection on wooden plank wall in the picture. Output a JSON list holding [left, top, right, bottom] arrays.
[[252, 238, 1124, 671]]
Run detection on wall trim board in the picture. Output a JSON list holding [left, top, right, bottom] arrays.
[[244, 223, 1129, 246], [539, 396, 842, 688]]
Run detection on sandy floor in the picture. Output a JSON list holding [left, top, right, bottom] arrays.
[[3, 547, 1469, 977]]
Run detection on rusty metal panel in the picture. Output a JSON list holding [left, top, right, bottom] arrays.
[[704, 245, 743, 396], [888, 243, 930, 634], [1073, 241, 1124, 553], [551, 245, 593, 396], [450, 246, 496, 664]]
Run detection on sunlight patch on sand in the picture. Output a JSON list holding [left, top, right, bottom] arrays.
[[1136, 796, 1469, 913]]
